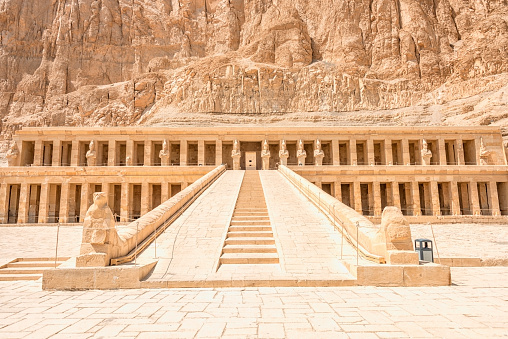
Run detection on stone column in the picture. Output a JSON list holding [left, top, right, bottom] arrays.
[[367, 140, 375, 166], [373, 182, 382, 216], [126, 140, 134, 166], [79, 183, 90, 223], [180, 140, 188, 166], [0, 184, 9, 224], [456, 138, 465, 165], [392, 182, 401, 210], [144, 141, 152, 166], [475, 137, 482, 166], [52, 140, 61, 166], [353, 182, 362, 214], [33, 140, 43, 166], [102, 183, 110, 209], [350, 139, 357, 165], [120, 183, 129, 222], [489, 181, 501, 216], [334, 181, 342, 200], [430, 181, 441, 216], [470, 181, 481, 215], [215, 140, 223, 166], [332, 140, 340, 166], [411, 181, 421, 216], [141, 182, 150, 216], [198, 140, 205, 166], [59, 182, 70, 223], [402, 139, 410, 165], [37, 183, 50, 224], [108, 140, 116, 166], [451, 182, 461, 216], [16, 183, 29, 224], [71, 140, 79, 166], [385, 140, 393, 165], [438, 138, 447, 165], [161, 183, 170, 202], [43, 142, 52, 166]]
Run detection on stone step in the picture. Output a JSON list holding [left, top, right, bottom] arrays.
[[225, 237, 275, 245], [0, 267, 50, 274], [230, 220, 270, 226], [234, 208, 268, 212], [229, 226, 272, 232], [222, 245, 277, 253], [219, 253, 279, 265], [0, 274, 42, 281], [227, 231, 273, 238], [7, 261, 65, 268], [232, 214, 269, 218]]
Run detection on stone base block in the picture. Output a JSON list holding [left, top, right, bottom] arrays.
[[42, 259, 157, 290], [76, 253, 109, 267], [387, 250, 419, 265], [345, 261, 451, 287]]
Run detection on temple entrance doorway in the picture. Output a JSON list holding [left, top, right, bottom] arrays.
[[245, 152, 257, 170]]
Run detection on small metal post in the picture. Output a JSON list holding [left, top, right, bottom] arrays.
[[153, 222, 157, 259], [429, 222, 441, 264], [54, 222, 61, 268], [356, 221, 359, 266], [135, 221, 139, 265]]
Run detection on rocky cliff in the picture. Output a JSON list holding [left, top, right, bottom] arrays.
[[1, 0, 507, 140]]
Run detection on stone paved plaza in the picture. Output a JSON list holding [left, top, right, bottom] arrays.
[[0, 267, 506, 338]]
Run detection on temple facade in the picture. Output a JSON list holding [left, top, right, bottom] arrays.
[[1, 126, 507, 224]]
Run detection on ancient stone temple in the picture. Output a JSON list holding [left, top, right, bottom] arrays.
[[1, 125, 507, 226]]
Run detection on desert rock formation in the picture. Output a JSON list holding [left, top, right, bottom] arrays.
[[1, 0, 507, 148]]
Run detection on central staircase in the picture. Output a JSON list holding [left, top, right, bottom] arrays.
[[219, 171, 279, 266]]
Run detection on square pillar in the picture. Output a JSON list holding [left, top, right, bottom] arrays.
[[161, 183, 170, 202], [180, 140, 188, 166], [79, 183, 90, 222], [198, 140, 205, 166], [411, 181, 421, 216], [367, 140, 375, 166], [215, 140, 223, 166], [59, 182, 70, 223], [350, 139, 357, 165], [141, 182, 150, 216], [451, 182, 461, 216], [373, 182, 382, 216], [37, 184, 50, 223], [438, 138, 447, 165], [334, 181, 342, 200], [431, 181, 441, 216], [16, 183, 30, 224], [33, 140, 43, 166], [470, 181, 481, 216], [392, 182, 401, 210], [489, 181, 501, 216], [332, 140, 340, 166], [385, 140, 393, 165], [456, 138, 465, 165], [126, 140, 134, 166], [181, 182, 189, 190], [108, 140, 116, 166], [353, 182, 362, 213], [70, 140, 79, 166], [0, 184, 9, 224], [52, 140, 62, 166], [120, 182, 129, 222], [402, 139, 410, 165], [144, 141, 152, 166]]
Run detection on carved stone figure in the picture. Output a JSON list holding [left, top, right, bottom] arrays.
[[159, 139, 170, 166], [279, 140, 289, 166], [86, 140, 97, 166], [126, 156, 133, 166], [314, 139, 325, 166], [421, 139, 432, 165], [231, 139, 241, 170], [296, 139, 306, 166], [261, 140, 270, 170], [77, 192, 121, 267], [479, 137, 491, 165], [6, 141, 19, 166]]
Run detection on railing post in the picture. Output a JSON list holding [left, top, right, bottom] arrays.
[[356, 221, 359, 266], [54, 222, 61, 268]]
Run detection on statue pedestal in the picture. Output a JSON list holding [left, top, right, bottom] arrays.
[[261, 153, 270, 170], [232, 154, 241, 170]]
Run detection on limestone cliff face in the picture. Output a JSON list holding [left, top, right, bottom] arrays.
[[0, 0, 507, 138]]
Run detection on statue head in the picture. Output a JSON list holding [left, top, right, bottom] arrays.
[[263, 140, 269, 151], [281, 140, 286, 151], [315, 139, 321, 150], [93, 192, 108, 208], [233, 139, 239, 151], [298, 139, 304, 150], [422, 139, 428, 151], [89, 140, 95, 150], [163, 139, 168, 151]]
